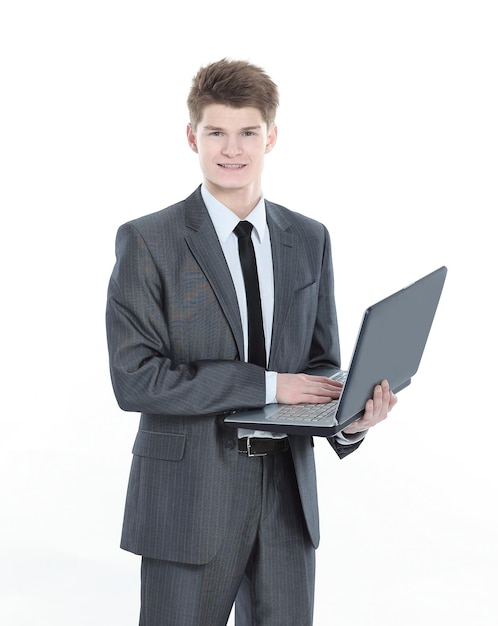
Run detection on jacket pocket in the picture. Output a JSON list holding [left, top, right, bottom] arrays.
[[132, 429, 186, 461], [294, 279, 317, 293]]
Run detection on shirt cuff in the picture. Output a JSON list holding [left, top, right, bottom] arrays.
[[334, 429, 367, 445], [265, 371, 278, 404]]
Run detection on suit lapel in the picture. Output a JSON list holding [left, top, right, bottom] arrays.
[[266, 202, 298, 369], [183, 188, 245, 359], [181, 190, 298, 369]]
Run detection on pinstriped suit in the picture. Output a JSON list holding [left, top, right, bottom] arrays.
[[106, 186, 362, 617]]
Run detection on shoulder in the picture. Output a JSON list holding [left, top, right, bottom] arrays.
[[116, 187, 204, 240], [265, 199, 329, 240], [126, 188, 199, 229]]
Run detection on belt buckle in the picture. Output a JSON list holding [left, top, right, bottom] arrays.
[[246, 437, 267, 457]]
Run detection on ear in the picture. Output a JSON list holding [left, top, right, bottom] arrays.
[[186, 123, 198, 153], [265, 124, 278, 154]]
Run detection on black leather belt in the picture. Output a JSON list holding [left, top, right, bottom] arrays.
[[238, 437, 289, 457]]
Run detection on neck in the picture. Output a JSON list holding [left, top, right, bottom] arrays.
[[204, 181, 262, 219]]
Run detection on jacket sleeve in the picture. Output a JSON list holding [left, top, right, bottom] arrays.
[[105, 223, 266, 416], [328, 435, 364, 457]]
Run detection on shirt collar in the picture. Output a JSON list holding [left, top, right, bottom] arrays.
[[201, 184, 267, 244]]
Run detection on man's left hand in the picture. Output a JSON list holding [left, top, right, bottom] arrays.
[[342, 379, 397, 435]]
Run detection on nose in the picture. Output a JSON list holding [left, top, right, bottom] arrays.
[[221, 135, 242, 157]]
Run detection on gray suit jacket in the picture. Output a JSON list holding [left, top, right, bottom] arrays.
[[106, 186, 361, 565]]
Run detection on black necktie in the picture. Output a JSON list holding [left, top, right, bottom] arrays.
[[234, 221, 267, 367]]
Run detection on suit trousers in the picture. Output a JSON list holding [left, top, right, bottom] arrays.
[[139, 446, 316, 626]]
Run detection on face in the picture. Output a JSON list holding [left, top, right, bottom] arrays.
[[186, 104, 277, 202]]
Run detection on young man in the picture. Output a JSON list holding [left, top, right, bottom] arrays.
[[106, 58, 397, 626]]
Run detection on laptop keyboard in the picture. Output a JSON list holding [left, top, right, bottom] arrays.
[[271, 399, 339, 422]]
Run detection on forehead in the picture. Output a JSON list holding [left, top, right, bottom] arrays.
[[198, 103, 267, 130]]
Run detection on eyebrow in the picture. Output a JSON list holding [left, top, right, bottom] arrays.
[[202, 124, 263, 132]]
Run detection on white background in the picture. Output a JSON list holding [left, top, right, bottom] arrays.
[[1, 1, 497, 624]]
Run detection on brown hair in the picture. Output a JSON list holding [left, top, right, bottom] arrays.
[[187, 58, 279, 130]]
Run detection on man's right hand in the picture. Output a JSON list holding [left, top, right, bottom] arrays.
[[276, 373, 343, 405]]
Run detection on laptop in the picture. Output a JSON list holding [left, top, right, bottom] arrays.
[[224, 266, 447, 437]]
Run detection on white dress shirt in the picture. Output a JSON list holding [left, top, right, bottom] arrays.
[[201, 185, 279, 439]]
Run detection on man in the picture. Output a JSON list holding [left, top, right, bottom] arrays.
[[106, 58, 397, 625]]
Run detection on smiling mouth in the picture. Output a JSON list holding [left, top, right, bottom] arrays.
[[218, 164, 245, 169]]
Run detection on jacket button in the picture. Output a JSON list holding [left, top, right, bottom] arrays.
[[225, 438, 236, 450]]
